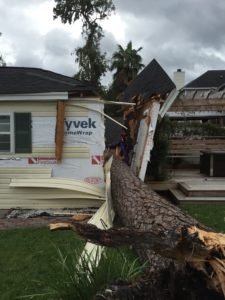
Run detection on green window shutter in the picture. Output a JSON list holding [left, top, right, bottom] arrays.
[[14, 113, 32, 153]]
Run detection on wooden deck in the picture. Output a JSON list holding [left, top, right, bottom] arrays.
[[149, 169, 225, 204]]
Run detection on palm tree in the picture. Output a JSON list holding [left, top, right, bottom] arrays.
[[110, 41, 144, 88]]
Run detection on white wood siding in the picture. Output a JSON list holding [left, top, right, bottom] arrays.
[[0, 100, 90, 159], [0, 146, 90, 159], [0, 97, 105, 208], [0, 101, 88, 117]]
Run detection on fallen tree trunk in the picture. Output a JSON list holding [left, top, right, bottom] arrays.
[[50, 157, 225, 299], [110, 157, 211, 267]]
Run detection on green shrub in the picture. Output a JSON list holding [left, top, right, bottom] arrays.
[[171, 120, 225, 137], [19, 245, 145, 300], [147, 118, 225, 180], [147, 117, 172, 180], [52, 247, 145, 300]]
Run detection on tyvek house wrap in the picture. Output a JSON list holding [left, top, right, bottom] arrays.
[[0, 102, 105, 188]]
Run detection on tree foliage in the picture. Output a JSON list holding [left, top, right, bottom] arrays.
[[53, 0, 115, 88], [0, 32, 6, 67], [110, 41, 144, 95], [171, 120, 225, 137], [74, 24, 108, 86], [147, 117, 172, 180], [0, 55, 5, 67]]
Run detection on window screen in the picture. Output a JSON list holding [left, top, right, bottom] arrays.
[[14, 113, 32, 153], [0, 115, 11, 152]]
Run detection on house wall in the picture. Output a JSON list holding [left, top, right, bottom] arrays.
[[0, 99, 105, 187]]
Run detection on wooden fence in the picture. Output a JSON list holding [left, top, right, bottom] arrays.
[[169, 137, 225, 157]]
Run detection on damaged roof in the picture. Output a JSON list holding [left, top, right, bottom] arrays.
[[0, 67, 95, 94], [185, 70, 225, 90], [121, 59, 175, 102]]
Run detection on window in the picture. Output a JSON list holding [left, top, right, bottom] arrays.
[[0, 113, 32, 153], [14, 113, 32, 153], [0, 114, 12, 152]]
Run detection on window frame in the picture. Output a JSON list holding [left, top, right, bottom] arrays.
[[0, 113, 14, 153], [14, 112, 32, 154]]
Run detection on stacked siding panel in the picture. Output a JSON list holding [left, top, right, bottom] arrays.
[[0, 167, 105, 209]]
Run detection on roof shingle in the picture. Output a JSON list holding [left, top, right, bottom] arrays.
[[185, 70, 225, 89], [0, 67, 94, 94], [121, 59, 175, 102]]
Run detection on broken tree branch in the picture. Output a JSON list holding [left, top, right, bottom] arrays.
[[50, 221, 225, 297]]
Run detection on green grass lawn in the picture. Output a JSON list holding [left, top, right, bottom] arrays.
[[0, 226, 141, 300], [0, 204, 224, 299], [180, 203, 225, 232], [0, 227, 85, 300]]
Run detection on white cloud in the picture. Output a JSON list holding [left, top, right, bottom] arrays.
[[0, 0, 225, 85], [0, 0, 82, 75], [102, 14, 126, 42]]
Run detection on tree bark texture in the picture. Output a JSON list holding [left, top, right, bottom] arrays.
[[111, 156, 200, 270], [50, 156, 225, 299], [110, 156, 225, 298]]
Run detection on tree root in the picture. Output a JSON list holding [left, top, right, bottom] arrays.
[[50, 221, 225, 297]]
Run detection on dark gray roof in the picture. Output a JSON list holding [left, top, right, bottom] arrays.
[[0, 67, 95, 94], [185, 70, 225, 89], [121, 59, 175, 102]]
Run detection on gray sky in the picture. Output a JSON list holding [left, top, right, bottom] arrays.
[[0, 0, 225, 86]]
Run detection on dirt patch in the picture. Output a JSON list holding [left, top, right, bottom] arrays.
[[0, 216, 72, 230], [0, 208, 96, 230]]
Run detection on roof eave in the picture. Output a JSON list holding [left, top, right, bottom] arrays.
[[183, 87, 217, 91], [0, 92, 69, 101]]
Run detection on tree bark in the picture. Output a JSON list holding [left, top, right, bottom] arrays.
[[50, 156, 225, 299], [111, 156, 202, 270], [110, 157, 225, 298]]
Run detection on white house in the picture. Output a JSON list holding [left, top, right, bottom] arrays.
[[0, 67, 105, 209]]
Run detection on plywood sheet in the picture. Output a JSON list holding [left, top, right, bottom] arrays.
[[131, 101, 161, 181]]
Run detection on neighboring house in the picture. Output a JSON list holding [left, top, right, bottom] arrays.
[[167, 70, 225, 120], [167, 70, 225, 168], [0, 67, 105, 209], [185, 70, 225, 94]]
